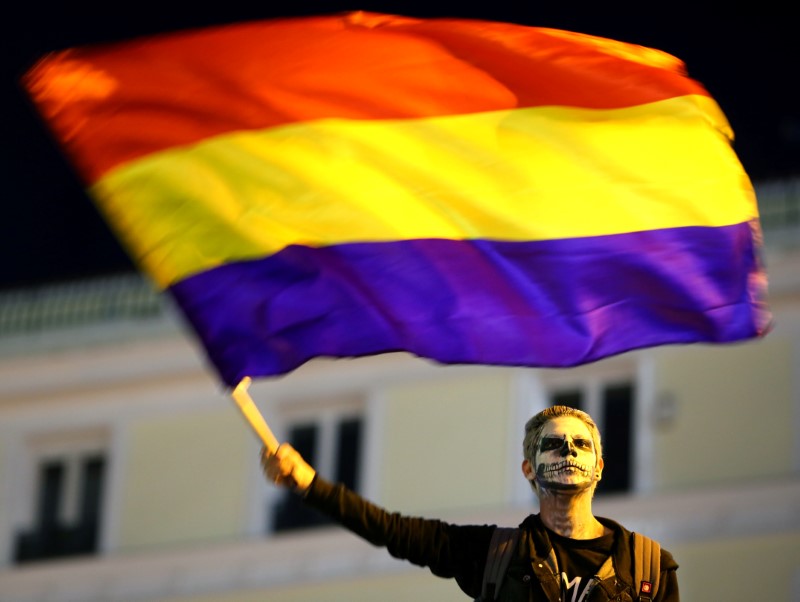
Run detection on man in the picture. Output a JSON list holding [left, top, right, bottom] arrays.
[[263, 405, 679, 601]]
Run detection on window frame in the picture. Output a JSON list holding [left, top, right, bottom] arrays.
[[262, 393, 367, 534], [9, 427, 110, 564]]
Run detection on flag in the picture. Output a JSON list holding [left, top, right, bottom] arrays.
[[23, 12, 770, 386]]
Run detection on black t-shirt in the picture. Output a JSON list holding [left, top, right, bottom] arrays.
[[547, 528, 615, 600]]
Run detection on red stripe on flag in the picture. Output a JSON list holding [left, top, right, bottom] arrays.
[[23, 12, 709, 181]]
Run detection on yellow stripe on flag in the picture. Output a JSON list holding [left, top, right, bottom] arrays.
[[91, 94, 756, 289]]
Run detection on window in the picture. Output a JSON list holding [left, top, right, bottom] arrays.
[[271, 409, 364, 533], [549, 380, 635, 495], [14, 431, 108, 564]]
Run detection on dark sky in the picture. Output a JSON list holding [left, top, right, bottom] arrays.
[[2, 4, 798, 290]]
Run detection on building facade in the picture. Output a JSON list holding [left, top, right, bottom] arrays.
[[0, 180, 798, 601]]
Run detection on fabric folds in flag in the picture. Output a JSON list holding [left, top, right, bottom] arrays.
[[23, 11, 770, 386]]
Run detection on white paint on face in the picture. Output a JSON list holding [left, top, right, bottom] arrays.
[[533, 416, 600, 492]]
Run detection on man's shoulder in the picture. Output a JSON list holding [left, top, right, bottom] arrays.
[[595, 516, 678, 571], [657, 545, 679, 571]]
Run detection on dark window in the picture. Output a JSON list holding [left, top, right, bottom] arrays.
[[272, 417, 363, 533], [596, 384, 633, 495], [77, 456, 105, 553], [336, 418, 362, 491], [15, 455, 106, 564]]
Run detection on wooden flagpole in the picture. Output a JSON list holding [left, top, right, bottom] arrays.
[[231, 376, 280, 454]]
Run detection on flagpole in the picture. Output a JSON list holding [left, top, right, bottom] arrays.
[[231, 376, 280, 454]]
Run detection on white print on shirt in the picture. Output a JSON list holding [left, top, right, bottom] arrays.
[[560, 572, 596, 602]]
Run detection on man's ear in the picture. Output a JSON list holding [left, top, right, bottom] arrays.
[[594, 457, 604, 480], [522, 458, 536, 481]]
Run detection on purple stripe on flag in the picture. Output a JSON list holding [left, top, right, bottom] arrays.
[[169, 222, 768, 386]]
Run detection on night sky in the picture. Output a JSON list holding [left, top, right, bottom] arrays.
[[3, 4, 797, 290]]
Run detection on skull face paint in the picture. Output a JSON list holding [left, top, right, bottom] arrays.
[[533, 416, 601, 492]]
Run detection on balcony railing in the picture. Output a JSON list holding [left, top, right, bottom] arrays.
[[0, 272, 165, 337], [756, 176, 800, 249]]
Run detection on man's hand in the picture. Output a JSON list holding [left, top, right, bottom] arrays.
[[261, 443, 316, 494]]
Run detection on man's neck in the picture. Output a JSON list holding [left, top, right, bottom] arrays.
[[537, 488, 607, 539]]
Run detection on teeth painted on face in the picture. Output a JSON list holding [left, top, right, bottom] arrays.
[[542, 461, 590, 476]]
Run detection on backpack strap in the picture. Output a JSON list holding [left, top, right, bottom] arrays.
[[480, 527, 520, 601], [632, 532, 661, 601], [585, 532, 661, 601]]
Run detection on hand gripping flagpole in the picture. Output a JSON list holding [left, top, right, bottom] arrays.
[[231, 377, 280, 455]]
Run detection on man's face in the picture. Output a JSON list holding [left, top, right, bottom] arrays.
[[532, 416, 601, 492]]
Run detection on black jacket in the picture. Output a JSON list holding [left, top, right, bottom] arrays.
[[304, 476, 679, 601]]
